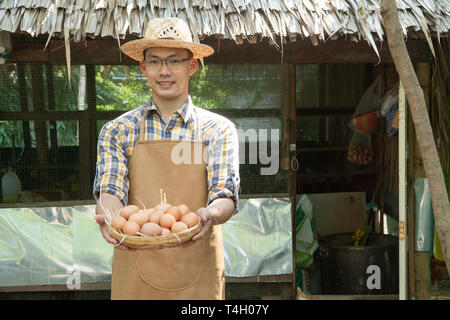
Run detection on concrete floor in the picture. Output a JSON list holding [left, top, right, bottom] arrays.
[[431, 280, 450, 300]]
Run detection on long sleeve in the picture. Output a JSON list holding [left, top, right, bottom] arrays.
[[206, 121, 240, 210], [93, 120, 130, 206]]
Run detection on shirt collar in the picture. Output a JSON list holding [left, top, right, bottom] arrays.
[[145, 96, 194, 124]]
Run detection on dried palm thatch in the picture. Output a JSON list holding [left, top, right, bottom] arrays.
[[0, 1, 448, 79], [0, 0, 448, 53]]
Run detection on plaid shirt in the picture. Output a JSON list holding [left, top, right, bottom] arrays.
[[93, 96, 240, 209]]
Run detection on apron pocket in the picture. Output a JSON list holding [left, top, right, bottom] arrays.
[[135, 238, 206, 291]]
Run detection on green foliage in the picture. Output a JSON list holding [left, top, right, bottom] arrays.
[[0, 121, 25, 147], [0, 63, 281, 147], [190, 64, 281, 110], [95, 65, 150, 110]]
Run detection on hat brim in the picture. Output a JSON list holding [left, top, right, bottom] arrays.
[[120, 39, 214, 61]]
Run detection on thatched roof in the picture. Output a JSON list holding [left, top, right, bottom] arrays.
[[0, 0, 449, 57]]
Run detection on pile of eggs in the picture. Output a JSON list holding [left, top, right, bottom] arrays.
[[110, 203, 200, 237]]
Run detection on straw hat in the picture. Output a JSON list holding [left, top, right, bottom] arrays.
[[120, 17, 214, 61]]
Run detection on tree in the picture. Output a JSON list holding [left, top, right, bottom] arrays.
[[381, 0, 450, 277]]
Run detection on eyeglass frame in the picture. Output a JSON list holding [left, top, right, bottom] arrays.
[[142, 57, 191, 70]]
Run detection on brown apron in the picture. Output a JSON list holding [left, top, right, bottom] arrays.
[[110, 111, 225, 300]]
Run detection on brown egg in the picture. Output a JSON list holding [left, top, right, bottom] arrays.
[[129, 212, 149, 226], [181, 212, 200, 228], [122, 221, 140, 236], [166, 205, 181, 221], [120, 205, 140, 220], [160, 213, 176, 229], [149, 210, 164, 224], [171, 221, 188, 233], [155, 203, 171, 212], [161, 228, 171, 236], [111, 216, 127, 231], [177, 204, 190, 216], [140, 222, 162, 237], [142, 208, 154, 219]]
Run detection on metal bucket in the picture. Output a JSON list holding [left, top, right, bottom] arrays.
[[319, 233, 399, 295]]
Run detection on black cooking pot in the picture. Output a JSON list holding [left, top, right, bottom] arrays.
[[318, 232, 399, 295]]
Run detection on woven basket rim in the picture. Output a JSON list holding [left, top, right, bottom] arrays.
[[108, 219, 202, 249]]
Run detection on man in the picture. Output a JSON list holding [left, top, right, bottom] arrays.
[[93, 17, 240, 299]]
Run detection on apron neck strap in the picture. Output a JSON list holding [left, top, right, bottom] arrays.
[[138, 105, 203, 142], [193, 106, 203, 142], [139, 109, 147, 142]]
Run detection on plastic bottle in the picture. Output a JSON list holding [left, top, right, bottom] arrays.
[[1, 167, 21, 202]]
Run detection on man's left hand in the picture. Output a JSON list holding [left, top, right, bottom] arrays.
[[178, 207, 218, 248]]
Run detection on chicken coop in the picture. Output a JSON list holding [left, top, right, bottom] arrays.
[[0, 0, 449, 300]]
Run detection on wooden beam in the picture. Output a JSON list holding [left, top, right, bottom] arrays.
[[0, 109, 281, 121], [226, 274, 292, 283], [2, 107, 357, 122], [49, 39, 136, 65], [0, 274, 292, 293], [204, 39, 432, 64], [295, 108, 357, 116], [9, 37, 433, 65], [10, 38, 49, 62]]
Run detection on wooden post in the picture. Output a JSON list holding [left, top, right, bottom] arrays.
[[30, 63, 48, 168], [289, 63, 297, 299], [318, 65, 327, 144], [87, 65, 98, 191], [407, 105, 416, 299], [45, 63, 58, 150], [281, 64, 290, 171], [413, 62, 432, 300], [77, 64, 96, 200], [16, 63, 31, 148]]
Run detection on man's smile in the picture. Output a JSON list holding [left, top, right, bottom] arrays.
[[156, 80, 175, 89]]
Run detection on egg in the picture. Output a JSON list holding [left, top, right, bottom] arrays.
[[171, 221, 188, 233], [155, 203, 171, 212], [177, 204, 190, 216], [181, 212, 200, 228], [129, 212, 149, 226], [142, 208, 155, 219], [120, 205, 140, 220], [149, 210, 164, 224], [161, 228, 171, 236], [160, 213, 176, 229], [122, 221, 140, 236], [140, 222, 162, 237], [111, 215, 127, 231], [166, 205, 181, 221]]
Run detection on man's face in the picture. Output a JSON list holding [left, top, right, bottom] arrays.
[[140, 47, 198, 103]]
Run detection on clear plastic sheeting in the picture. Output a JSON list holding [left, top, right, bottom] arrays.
[[0, 205, 113, 288], [222, 198, 292, 277], [0, 198, 292, 288], [414, 178, 435, 252]]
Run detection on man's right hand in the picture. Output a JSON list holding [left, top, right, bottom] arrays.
[[95, 192, 135, 251]]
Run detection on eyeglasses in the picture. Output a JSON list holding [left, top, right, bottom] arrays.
[[142, 57, 190, 71]]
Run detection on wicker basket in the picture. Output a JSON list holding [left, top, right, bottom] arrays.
[[108, 219, 203, 249]]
